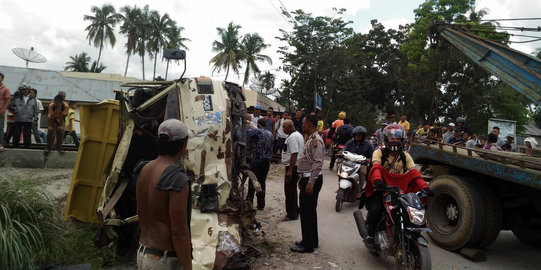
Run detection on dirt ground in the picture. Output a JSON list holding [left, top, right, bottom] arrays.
[[1, 165, 342, 269], [246, 163, 343, 270], [1, 168, 73, 203]]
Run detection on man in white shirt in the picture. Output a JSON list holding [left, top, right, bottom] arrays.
[[250, 105, 263, 129], [281, 119, 304, 221], [442, 123, 455, 144], [30, 88, 43, 143], [273, 111, 290, 155]]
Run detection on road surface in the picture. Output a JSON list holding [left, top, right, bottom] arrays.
[[260, 160, 541, 269]]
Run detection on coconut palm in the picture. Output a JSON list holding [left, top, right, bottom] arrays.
[[210, 22, 244, 81], [135, 5, 151, 80], [83, 4, 122, 68], [259, 71, 276, 94], [64, 53, 91, 72], [119, 5, 142, 77], [241, 33, 272, 86], [165, 25, 190, 80], [147, 10, 175, 80], [90, 61, 107, 73]]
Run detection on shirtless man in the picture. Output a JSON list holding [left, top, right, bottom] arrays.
[[136, 119, 193, 270]]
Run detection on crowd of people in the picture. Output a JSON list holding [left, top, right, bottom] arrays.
[[0, 73, 80, 153]]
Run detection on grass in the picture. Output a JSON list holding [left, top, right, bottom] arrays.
[[0, 177, 117, 269]]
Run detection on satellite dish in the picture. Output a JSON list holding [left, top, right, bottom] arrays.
[[12, 47, 47, 68]]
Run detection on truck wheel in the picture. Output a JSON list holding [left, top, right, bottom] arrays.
[[469, 180, 502, 248], [427, 175, 485, 251], [511, 210, 541, 247]]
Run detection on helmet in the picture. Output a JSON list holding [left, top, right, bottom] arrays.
[[383, 124, 405, 151], [456, 117, 465, 123], [353, 126, 367, 135], [338, 111, 346, 120]]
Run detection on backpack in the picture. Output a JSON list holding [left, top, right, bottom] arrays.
[[336, 125, 352, 145]]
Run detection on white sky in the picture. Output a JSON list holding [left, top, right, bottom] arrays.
[[0, 0, 539, 86]]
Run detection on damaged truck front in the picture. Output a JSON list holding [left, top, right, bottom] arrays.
[[69, 74, 261, 269]]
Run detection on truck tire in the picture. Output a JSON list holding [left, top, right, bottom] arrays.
[[427, 175, 485, 251], [468, 180, 502, 248], [511, 210, 541, 247]]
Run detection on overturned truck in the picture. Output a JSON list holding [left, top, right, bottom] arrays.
[[65, 50, 260, 269]]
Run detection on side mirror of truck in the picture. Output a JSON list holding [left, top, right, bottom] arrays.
[[163, 49, 186, 60]]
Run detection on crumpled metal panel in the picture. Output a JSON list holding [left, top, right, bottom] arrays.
[[179, 79, 233, 211], [190, 210, 242, 270]]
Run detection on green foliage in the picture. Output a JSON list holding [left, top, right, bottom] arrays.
[[0, 178, 64, 269], [64, 52, 91, 72], [210, 22, 245, 81], [242, 33, 272, 86], [0, 178, 115, 269], [83, 4, 123, 67]]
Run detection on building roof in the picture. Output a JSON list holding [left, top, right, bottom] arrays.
[[0, 65, 141, 102]]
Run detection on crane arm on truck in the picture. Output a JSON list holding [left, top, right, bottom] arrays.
[[430, 23, 541, 105]]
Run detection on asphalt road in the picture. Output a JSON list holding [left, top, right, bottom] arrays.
[[273, 159, 541, 270]]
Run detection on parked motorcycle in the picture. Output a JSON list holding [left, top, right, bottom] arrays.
[[354, 186, 432, 269], [335, 151, 367, 212]]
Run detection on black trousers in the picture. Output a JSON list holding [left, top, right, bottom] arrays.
[[12, 122, 32, 148], [284, 166, 299, 219], [299, 175, 323, 249], [246, 159, 270, 209], [366, 192, 384, 237]]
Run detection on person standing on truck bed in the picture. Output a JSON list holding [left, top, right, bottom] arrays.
[[136, 119, 193, 270]]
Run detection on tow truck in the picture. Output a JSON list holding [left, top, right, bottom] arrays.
[[410, 23, 541, 253]]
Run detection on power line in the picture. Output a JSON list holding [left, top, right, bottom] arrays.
[[277, 0, 298, 24], [267, 0, 290, 25]]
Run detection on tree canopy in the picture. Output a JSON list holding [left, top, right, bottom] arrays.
[[277, 0, 532, 135]]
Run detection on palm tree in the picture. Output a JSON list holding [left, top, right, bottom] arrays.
[[147, 10, 175, 80], [210, 22, 244, 81], [119, 5, 142, 77], [64, 53, 91, 72], [135, 5, 151, 80], [90, 61, 107, 73], [83, 4, 122, 68], [165, 25, 190, 80], [241, 33, 272, 86], [259, 71, 276, 94]]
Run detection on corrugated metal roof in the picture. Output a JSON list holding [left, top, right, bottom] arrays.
[[0, 65, 142, 102]]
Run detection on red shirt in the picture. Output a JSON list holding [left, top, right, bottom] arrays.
[[366, 163, 428, 198], [0, 84, 11, 112]]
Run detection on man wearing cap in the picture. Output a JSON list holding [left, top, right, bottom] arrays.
[[250, 105, 263, 129], [12, 84, 38, 148], [442, 123, 455, 144], [291, 115, 324, 253], [136, 119, 193, 270], [0, 73, 11, 151]]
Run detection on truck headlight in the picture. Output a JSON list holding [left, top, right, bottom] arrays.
[[407, 206, 425, 226], [340, 172, 349, 179]]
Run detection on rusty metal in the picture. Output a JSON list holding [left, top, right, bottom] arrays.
[[410, 143, 541, 190]]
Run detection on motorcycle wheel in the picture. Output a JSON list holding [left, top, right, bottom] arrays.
[[395, 240, 431, 270], [335, 189, 345, 212]]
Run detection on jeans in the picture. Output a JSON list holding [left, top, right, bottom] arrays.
[[246, 159, 270, 209], [64, 130, 80, 147], [12, 121, 32, 148], [299, 175, 323, 249], [366, 192, 384, 237]]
